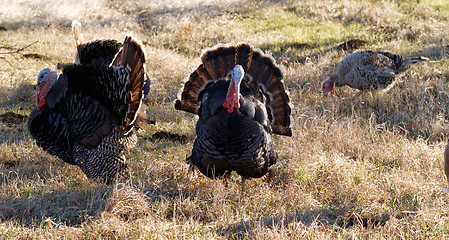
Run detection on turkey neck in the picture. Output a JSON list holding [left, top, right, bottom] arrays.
[[330, 73, 345, 87]]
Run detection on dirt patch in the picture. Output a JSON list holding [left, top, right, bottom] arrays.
[[22, 53, 49, 60]]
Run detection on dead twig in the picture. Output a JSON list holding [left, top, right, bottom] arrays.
[[0, 41, 39, 55], [0, 56, 15, 68]]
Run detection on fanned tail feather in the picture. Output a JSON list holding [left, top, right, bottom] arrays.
[[243, 48, 292, 136], [175, 43, 293, 136], [175, 64, 213, 114], [234, 44, 253, 70], [201, 45, 237, 81], [72, 20, 84, 46], [246, 48, 283, 88], [111, 36, 146, 134]]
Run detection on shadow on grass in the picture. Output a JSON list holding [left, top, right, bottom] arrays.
[[261, 39, 369, 66], [0, 175, 193, 227], [145, 131, 188, 144], [0, 185, 111, 226], [0, 124, 30, 145], [216, 207, 412, 239], [0, 84, 32, 145]]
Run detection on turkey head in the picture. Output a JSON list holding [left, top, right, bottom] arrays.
[[223, 65, 244, 113], [36, 68, 57, 110]]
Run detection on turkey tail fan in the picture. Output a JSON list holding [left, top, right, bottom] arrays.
[[174, 64, 212, 114], [72, 20, 84, 47], [71, 20, 122, 66], [201, 44, 239, 81], [76, 40, 122, 66], [111, 36, 146, 135], [72, 20, 83, 64], [174, 45, 238, 114], [175, 43, 293, 136], [242, 45, 293, 136]]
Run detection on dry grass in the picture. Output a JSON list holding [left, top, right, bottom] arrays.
[[1, 0, 449, 239]]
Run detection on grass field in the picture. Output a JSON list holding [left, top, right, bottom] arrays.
[[1, 0, 449, 238]]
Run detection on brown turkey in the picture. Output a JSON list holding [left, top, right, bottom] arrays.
[[322, 51, 428, 94], [28, 36, 146, 184], [175, 43, 293, 191]]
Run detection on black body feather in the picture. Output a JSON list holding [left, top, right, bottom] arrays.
[[76, 39, 122, 66], [28, 36, 146, 184]]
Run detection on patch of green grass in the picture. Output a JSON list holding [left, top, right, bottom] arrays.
[[419, 0, 449, 16]]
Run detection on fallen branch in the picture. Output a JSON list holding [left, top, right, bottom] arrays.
[[0, 41, 39, 55], [0, 56, 15, 68]]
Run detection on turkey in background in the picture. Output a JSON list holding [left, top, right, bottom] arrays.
[[322, 50, 429, 95], [175, 43, 293, 192], [57, 20, 151, 98], [28, 36, 147, 184]]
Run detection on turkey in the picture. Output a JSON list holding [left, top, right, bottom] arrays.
[[67, 20, 151, 97], [322, 51, 429, 94], [28, 36, 146, 184], [175, 43, 293, 191]]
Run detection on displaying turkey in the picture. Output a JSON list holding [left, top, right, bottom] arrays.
[[175, 43, 293, 191], [28, 36, 146, 184], [68, 20, 151, 97], [322, 50, 428, 94]]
